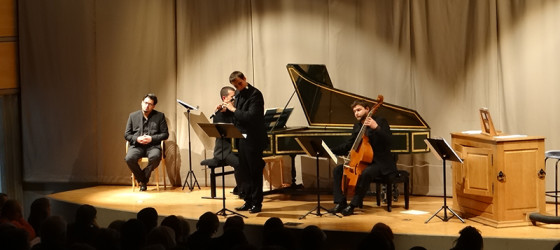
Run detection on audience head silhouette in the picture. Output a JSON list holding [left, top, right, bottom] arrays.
[[121, 218, 147, 250], [262, 217, 294, 249], [451, 226, 483, 250], [74, 204, 97, 226], [39, 215, 68, 249], [300, 225, 327, 250], [196, 211, 219, 235], [137, 207, 159, 233], [28, 197, 51, 235], [146, 225, 176, 249], [223, 215, 244, 232]]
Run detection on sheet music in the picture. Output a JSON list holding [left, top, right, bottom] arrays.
[[321, 140, 339, 164]]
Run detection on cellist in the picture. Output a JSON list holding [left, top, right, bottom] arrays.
[[328, 99, 397, 216]]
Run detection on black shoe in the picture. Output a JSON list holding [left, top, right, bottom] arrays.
[[235, 203, 252, 211], [249, 205, 262, 214], [232, 186, 239, 195], [328, 202, 347, 214], [139, 182, 147, 192], [341, 204, 355, 216]]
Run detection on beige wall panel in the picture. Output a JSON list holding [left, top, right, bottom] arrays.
[[0, 42, 17, 89], [0, 0, 16, 36]]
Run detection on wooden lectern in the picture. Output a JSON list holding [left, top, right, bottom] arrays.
[[450, 108, 545, 227]]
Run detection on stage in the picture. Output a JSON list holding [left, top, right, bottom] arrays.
[[47, 185, 560, 250]]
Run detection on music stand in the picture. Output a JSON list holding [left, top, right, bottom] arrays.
[[198, 122, 247, 218], [178, 99, 201, 191], [295, 137, 341, 219], [424, 137, 465, 223]]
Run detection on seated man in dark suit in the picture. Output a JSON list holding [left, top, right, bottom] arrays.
[[124, 93, 169, 191], [206, 86, 241, 195]]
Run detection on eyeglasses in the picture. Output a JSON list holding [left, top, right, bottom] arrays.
[[143, 101, 155, 107]]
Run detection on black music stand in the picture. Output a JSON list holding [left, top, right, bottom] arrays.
[[424, 137, 465, 223], [178, 99, 201, 191], [198, 122, 247, 218], [295, 137, 341, 219]]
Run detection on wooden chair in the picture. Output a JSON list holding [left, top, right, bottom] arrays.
[[372, 170, 410, 212], [126, 141, 166, 191], [263, 155, 287, 191]]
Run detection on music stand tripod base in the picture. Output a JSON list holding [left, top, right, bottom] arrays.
[[183, 170, 200, 191], [424, 138, 465, 224], [425, 205, 464, 223], [198, 122, 246, 218], [295, 137, 341, 219], [181, 108, 201, 191]]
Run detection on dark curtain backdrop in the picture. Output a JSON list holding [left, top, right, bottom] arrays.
[[17, 0, 560, 195]]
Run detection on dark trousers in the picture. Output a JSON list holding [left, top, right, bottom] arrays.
[[238, 139, 265, 206], [125, 145, 162, 183], [223, 153, 242, 188], [333, 163, 382, 207]]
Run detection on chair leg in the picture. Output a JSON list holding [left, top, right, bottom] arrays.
[[376, 183, 382, 206], [131, 173, 136, 191], [155, 166, 160, 191], [162, 159, 166, 190], [210, 168, 217, 198], [386, 182, 393, 212], [404, 180, 410, 210]]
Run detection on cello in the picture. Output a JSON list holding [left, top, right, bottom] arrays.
[[341, 95, 384, 196]]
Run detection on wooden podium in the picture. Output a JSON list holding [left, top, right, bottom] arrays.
[[450, 132, 546, 227]]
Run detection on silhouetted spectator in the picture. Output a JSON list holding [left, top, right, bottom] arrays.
[[554, 241, 560, 250], [371, 222, 394, 250], [261, 217, 294, 249], [299, 225, 326, 250], [0, 199, 36, 241], [178, 216, 191, 242], [121, 218, 147, 250], [93, 228, 120, 250], [409, 246, 427, 250], [141, 245, 166, 250], [28, 198, 51, 237], [0, 193, 8, 210], [146, 225, 176, 250], [223, 216, 244, 232], [450, 226, 482, 250], [209, 215, 248, 250], [32, 215, 68, 250], [108, 219, 126, 232], [68, 242, 95, 250], [138, 207, 159, 233], [0, 223, 30, 250], [161, 215, 189, 248], [356, 231, 392, 250], [67, 204, 99, 246], [185, 212, 219, 250]]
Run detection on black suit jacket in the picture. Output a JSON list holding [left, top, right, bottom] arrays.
[[233, 84, 267, 150], [124, 110, 169, 147], [331, 116, 396, 175]]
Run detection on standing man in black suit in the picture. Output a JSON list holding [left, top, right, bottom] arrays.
[[222, 71, 267, 213], [124, 93, 169, 191]]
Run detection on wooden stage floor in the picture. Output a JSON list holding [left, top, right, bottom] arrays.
[[47, 185, 560, 250]]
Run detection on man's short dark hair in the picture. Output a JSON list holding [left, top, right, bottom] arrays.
[[220, 86, 236, 99], [351, 99, 371, 109], [143, 93, 158, 106], [229, 71, 245, 83]]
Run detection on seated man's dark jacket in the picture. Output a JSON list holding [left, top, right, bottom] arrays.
[[124, 110, 169, 147], [330, 116, 396, 175]]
